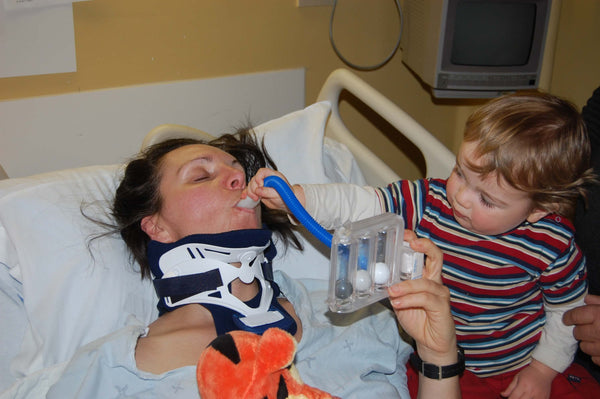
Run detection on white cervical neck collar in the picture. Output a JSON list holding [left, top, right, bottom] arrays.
[[148, 230, 285, 329]]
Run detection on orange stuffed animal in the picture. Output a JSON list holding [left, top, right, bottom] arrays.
[[197, 327, 335, 399]]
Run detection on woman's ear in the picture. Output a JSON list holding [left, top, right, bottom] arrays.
[[141, 214, 173, 242]]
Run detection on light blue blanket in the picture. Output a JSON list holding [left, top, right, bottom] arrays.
[[1, 272, 412, 399]]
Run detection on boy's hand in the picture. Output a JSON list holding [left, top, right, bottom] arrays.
[[500, 359, 555, 399], [245, 168, 306, 212]]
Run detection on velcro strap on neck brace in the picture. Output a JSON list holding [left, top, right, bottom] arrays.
[[153, 269, 223, 298]]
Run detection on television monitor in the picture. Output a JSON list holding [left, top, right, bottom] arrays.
[[401, 0, 555, 99]]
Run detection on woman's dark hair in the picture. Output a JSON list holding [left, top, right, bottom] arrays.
[[111, 128, 302, 279]]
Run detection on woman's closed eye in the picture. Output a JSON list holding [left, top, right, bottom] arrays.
[[185, 167, 211, 183], [187, 167, 210, 182], [193, 175, 209, 182]]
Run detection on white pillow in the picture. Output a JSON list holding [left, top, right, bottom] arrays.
[[0, 165, 158, 379], [253, 101, 331, 184], [0, 100, 364, 379]]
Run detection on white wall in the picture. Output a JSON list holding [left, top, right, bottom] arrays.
[[0, 69, 305, 178]]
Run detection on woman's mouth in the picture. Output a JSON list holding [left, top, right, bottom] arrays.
[[236, 197, 259, 209]]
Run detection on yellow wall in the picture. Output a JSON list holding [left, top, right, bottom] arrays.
[[551, 1, 600, 106], [1, 0, 599, 179]]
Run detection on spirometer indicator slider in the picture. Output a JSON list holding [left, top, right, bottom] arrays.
[[262, 176, 423, 314]]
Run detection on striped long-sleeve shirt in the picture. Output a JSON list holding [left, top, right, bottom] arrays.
[[376, 178, 587, 376]]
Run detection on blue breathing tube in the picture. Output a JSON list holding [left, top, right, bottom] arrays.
[[263, 176, 333, 248]]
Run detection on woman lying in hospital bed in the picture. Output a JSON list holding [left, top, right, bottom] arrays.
[[0, 101, 459, 398]]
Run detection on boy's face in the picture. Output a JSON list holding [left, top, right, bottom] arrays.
[[446, 141, 548, 236]]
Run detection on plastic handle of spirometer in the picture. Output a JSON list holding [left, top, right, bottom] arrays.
[[263, 176, 333, 248]]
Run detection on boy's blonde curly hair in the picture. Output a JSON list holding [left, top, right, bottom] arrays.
[[463, 91, 597, 219]]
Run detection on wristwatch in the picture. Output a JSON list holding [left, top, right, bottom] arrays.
[[410, 347, 465, 380]]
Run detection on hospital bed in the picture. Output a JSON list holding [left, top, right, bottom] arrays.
[[0, 69, 454, 398]]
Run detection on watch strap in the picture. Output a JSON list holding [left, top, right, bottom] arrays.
[[410, 347, 465, 380]]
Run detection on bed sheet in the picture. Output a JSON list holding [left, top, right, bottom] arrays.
[[1, 272, 412, 399]]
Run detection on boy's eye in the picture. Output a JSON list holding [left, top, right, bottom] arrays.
[[453, 166, 464, 179], [479, 195, 494, 208]]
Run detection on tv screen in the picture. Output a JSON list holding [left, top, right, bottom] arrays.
[[451, 2, 536, 67], [401, 0, 555, 98]]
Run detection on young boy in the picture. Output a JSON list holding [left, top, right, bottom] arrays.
[[247, 92, 600, 398]]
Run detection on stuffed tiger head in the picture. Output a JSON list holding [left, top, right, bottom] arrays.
[[196, 327, 334, 399]]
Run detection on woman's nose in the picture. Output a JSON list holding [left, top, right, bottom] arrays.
[[224, 166, 246, 189]]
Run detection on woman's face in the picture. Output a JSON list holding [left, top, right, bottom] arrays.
[[141, 144, 261, 243]]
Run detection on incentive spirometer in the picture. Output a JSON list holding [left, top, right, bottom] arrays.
[[262, 176, 424, 313]]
